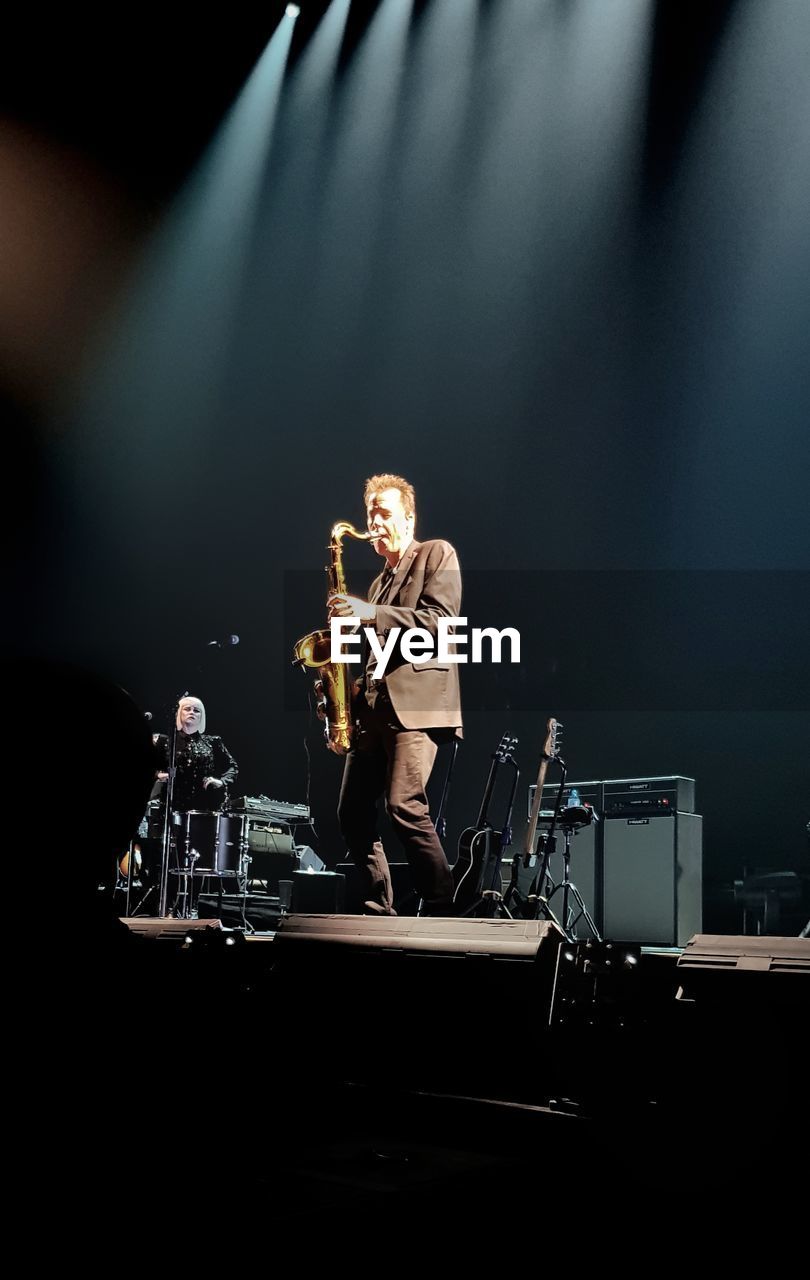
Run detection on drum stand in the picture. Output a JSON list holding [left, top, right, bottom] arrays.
[[233, 848, 255, 934], [172, 839, 254, 927], [172, 846, 201, 920]]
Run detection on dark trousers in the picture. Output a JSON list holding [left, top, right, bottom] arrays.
[[338, 693, 453, 911]]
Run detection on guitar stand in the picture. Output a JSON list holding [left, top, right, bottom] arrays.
[[112, 838, 156, 918], [119, 881, 157, 918], [451, 735, 519, 919], [455, 827, 515, 919]]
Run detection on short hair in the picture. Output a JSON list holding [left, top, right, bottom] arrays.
[[364, 474, 416, 519], [176, 695, 206, 733]]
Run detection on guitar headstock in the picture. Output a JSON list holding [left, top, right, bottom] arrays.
[[494, 733, 518, 763], [542, 718, 561, 762]]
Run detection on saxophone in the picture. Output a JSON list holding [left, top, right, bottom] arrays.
[[293, 521, 373, 754]]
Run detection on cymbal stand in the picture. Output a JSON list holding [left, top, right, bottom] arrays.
[[541, 819, 601, 942], [520, 757, 601, 941]]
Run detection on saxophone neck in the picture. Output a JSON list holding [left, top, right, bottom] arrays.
[[327, 521, 372, 597], [330, 521, 373, 544]]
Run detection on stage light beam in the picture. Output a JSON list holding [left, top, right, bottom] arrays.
[[69, 8, 297, 539]]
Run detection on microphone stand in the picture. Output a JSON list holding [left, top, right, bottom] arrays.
[[125, 834, 136, 918], [157, 695, 184, 918]]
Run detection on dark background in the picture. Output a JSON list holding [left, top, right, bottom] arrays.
[[3, 0, 808, 925]]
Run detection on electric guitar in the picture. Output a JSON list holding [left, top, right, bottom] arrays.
[[522, 718, 560, 868], [452, 733, 518, 912]]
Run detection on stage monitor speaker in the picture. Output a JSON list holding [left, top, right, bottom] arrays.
[[270, 917, 566, 1098], [273, 913, 564, 958], [121, 917, 223, 940], [290, 870, 345, 913], [672, 935, 810, 1158], [602, 812, 702, 946], [297, 845, 325, 873], [676, 934, 810, 1005]]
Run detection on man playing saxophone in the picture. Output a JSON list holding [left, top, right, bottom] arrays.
[[328, 473, 462, 916]]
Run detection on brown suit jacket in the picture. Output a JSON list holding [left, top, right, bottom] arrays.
[[367, 538, 463, 733]]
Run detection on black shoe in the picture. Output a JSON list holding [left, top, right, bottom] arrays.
[[363, 901, 397, 916]]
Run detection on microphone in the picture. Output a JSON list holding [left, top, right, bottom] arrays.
[[206, 635, 240, 648], [143, 711, 153, 721]]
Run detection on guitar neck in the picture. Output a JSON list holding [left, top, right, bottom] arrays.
[[475, 755, 501, 829], [524, 758, 551, 861], [523, 718, 558, 862]]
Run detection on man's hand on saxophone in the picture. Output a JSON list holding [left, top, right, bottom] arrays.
[[313, 675, 362, 723], [327, 593, 378, 625]]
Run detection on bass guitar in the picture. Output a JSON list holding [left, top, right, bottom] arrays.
[[522, 717, 560, 868]]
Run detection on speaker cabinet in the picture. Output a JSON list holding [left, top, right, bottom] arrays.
[[273, 913, 564, 957], [676, 933, 810, 1004], [290, 870, 345, 913], [602, 812, 702, 946], [271, 917, 566, 1098], [249, 848, 298, 892]]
